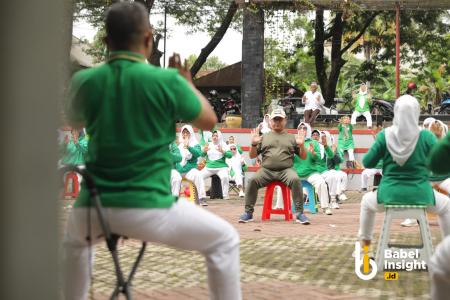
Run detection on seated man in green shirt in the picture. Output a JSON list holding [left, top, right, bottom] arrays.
[[62, 3, 241, 300], [357, 95, 450, 252], [239, 108, 310, 224]]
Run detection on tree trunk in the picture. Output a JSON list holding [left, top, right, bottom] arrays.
[[241, 6, 264, 128], [324, 12, 345, 106], [148, 33, 163, 66], [314, 11, 377, 107], [190, 1, 238, 77], [314, 9, 328, 94]]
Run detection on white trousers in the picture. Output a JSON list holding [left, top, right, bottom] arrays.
[[437, 178, 450, 195], [335, 170, 348, 195], [229, 169, 244, 187], [351, 111, 372, 127], [171, 169, 182, 196], [429, 236, 450, 300], [361, 168, 382, 189], [306, 173, 330, 209], [358, 190, 450, 241], [184, 168, 207, 199], [200, 167, 230, 198], [63, 200, 241, 300], [321, 170, 339, 199], [346, 149, 355, 161]]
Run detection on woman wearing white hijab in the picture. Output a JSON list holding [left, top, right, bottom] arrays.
[[358, 95, 450, 250], [293, 122, 333, 215], [318, 130, 341, 209], [259, 114, 272, 134], [351, 83, 372, 128], [175, 125, 207, 201], [200, 130, 232, 200], [226, 144, 247, 197]]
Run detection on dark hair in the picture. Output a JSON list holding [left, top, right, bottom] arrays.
[[105, 2, 150, 50]]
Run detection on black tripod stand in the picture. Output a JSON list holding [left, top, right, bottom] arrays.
[[62, 166, 147, 300]]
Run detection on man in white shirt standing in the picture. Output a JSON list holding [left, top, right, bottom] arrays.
[[302, 82, 324, 126]]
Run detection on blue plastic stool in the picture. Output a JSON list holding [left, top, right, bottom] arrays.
[[292, 180, 317, 214]]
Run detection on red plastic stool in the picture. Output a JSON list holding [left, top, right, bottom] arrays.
[[64, 172, 80, 198], [262, 181, 293, 221]]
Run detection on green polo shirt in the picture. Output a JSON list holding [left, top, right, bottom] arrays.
[[60, 137, 88, 165], [363, 130, 436, 206], [66, 51, 201, 208], [338, 124, 354, 150], [429, 134, 450, 175], [293, 139, 321, 178]]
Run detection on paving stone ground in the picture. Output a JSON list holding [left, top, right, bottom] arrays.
[[60, 190, 443, 300]]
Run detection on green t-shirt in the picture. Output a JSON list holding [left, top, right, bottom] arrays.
[[176, 144, 202, 174], [66, 51, 201, 208], [353, 93, 371, 112], [429, 134, 450, 175], [60, 137, 88, 165], [170, 142, 182, 168], [293, 139, 321, 178], [363, 130, 436, 206], [316, 144, 334, 173], [327, 148, 344, 171], [338, 124, 354, 150]]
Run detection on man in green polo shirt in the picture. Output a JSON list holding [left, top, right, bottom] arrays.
[[62, 3, 241, 300]]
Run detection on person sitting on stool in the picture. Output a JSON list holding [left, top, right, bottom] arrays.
[[238, 108, 310, 224]]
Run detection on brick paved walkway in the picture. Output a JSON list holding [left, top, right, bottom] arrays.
[[60, 191, 441, 299]]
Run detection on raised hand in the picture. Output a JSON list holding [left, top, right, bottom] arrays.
[[251, 127, 262, 145], [168, 53, 192, 83], [203, 143, 209, 153], [218, 145, 223, 153], [332, 141, 337, 153], [308, 143, 316, 155], [296, 130, 305, 146]]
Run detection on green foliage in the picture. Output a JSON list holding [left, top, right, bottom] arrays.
[[82, 27, 107, 63], [186, 54, 226, 73], [264, 11, 317, 104]]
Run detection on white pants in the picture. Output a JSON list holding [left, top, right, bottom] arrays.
[[361, 168, 382, 189], [200, 167, 230, 198], [358, 190, 450, 241], [63, 200, 241, 300], [437, 178, 450, 195], [351, 111, 372, 127], [346, 149, 355, 161], [184, 168, 207, 199], [429, 236, 450, 300], [335, 170, 348, 195], [321, 170, 339, 199], [229, 169, 244, 187], [171, 169, 182, 196], [306, 173, 330, 209]]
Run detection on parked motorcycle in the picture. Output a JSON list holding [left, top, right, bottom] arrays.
[[437, 93, 450, 115], [370, 98, 394, 122], [207, 90, 242, 122]]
